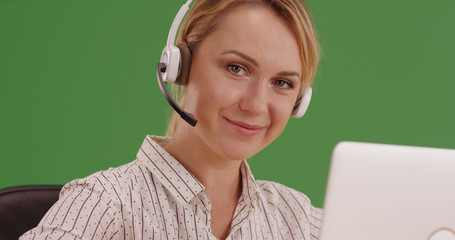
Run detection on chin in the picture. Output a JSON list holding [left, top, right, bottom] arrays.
[[216, 139, 267, 161], [196, 119, 277, 161], [222, 150, 256, 161]]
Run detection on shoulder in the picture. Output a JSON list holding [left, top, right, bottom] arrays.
[[20, 160, 146, 239], [256, 180, 323, 239], [60, 159, 146, 205], [256, 180, 311, 207]]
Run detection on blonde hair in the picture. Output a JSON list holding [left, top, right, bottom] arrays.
[[166, 0, 319, 136]]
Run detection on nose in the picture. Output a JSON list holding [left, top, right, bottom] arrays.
[[239, 81, 268, 116]]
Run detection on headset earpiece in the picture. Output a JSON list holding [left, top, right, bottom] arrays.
[[291, 87, 312, 118], [160, 45, 181, 83], [175, 43, 192, 85]]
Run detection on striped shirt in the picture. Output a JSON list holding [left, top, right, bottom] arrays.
[[20, 135, 323, 240]]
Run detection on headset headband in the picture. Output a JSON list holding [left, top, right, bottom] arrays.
[[166, 0, 193, 48]]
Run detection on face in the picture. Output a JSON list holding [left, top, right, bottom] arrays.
[[184, 5, 302, 161]]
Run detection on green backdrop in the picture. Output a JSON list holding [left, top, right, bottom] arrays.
[[1, 0, 454, 208]]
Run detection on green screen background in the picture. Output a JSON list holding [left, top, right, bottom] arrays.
[[1, 0, 454, 208]]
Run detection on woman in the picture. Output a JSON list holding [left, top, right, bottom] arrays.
[[21, 0, 321, 239]]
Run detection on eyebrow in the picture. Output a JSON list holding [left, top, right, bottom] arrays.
[[221, 50, 258, 67], [221, 49, 301, 79], [278, 71, 301, 80]]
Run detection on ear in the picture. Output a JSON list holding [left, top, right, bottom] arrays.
[[175, 43, 192, 85]]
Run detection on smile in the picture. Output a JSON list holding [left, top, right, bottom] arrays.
[[224, 117, 266, 137]]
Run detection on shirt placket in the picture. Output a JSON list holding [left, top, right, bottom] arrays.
[[191, 190, 219, 239], [225, 195, 255, 239]]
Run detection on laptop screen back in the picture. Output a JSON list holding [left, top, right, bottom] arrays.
[[320, 141, 455, 240]]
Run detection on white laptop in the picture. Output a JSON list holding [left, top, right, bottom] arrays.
[[320, 141, 455, 240]]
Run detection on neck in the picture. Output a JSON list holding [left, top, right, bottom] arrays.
[[163, 123, 243, 199], [163, 123, 245, 240]]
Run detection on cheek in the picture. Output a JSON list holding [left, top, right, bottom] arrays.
[[185, 70, 234, 116], [274, 108, 291, 128], [191, 68, 244, 108], [185, 65, 213, 111], [211, 82, 242, 109], [269, 97, 295, 130]]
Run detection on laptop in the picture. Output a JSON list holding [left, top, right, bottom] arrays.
[[320, 141, 455, 240]]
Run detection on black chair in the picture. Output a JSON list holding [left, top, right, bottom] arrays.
[[0, 185, 62, 240]]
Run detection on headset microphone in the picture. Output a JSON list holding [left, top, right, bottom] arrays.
[[156, 0, 312, 127]]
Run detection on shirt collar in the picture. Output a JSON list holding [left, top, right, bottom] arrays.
[[136, 135, 205, 204], [240, 160, 262, 208], [136, 135, 262, 208]]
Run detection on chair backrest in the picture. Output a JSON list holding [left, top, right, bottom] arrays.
[[0, 185, 62, 240]]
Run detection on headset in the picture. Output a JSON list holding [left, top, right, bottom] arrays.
[[156, 0, 312, 127]]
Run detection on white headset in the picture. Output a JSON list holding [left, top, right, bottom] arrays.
[[156, 0, 312, 127]]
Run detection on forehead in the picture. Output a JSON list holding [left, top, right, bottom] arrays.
[[198, 5, 302, 74]]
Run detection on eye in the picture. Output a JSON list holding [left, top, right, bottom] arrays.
[[227, 64, 247, 76], [273, 79, 294, 90]]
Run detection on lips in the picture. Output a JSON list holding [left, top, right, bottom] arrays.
[[224, 117, 267, 136]]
